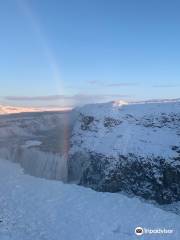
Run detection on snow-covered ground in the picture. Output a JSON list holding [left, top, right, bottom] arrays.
[[22, 140, 42, 148], [0, 158, 180, 240], [0, 104, 71, 115], [71, 100, 180, 159]]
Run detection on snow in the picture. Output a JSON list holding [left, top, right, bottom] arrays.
[[0, 158, 180, 240], [22, 140, 42, 148], [78, 100, 180, 120], [0, 105, 39, 115], [71, 100, 180, 159], [0, 104, 71, 115], [0, 111, 73, 181], [0, 147, 68, 181]]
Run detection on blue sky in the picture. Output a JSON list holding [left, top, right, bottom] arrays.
[[0, 0, 180, 107]]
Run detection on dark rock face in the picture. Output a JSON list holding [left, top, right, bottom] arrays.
[[76, 152, 180, 204], [68, 151, 91, 182], [104, 117, 122, 128], [80, 115, 94, 130]]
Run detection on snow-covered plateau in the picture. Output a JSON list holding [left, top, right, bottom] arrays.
[[1, 100, 180, 239], [69, 100, 180, 204], [0, 158, 180, 240]]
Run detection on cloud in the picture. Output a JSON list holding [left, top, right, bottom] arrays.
[[152, 84, 180, 88], [88, 81, 138, 87], [106, 83, 138, 87], [5, 94, 128, 101], [88, 80, 100, 85], [4, 94, 130, 107], [5, 95, 68, 101]]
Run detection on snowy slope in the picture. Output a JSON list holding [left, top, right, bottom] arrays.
[[68, 100, 180, 204], [71, 100, 180, 157], [0, 158, 180, 240]]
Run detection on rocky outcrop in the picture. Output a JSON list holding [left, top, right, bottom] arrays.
[[78, 152, 180, 204], [68, 100, 180, 204]]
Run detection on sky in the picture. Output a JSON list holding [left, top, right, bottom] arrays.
[[0, 0, 180, 108]]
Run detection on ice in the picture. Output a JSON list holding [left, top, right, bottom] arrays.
[[22, 140, 42, 148]]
